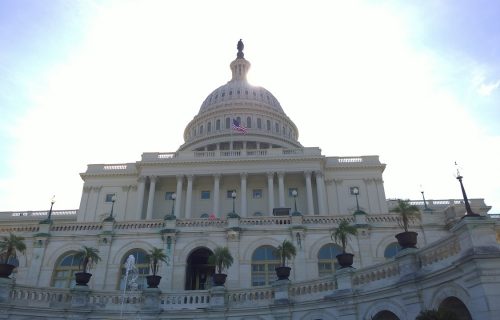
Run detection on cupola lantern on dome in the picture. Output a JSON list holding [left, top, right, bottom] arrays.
[[230, 39, 251, 81]]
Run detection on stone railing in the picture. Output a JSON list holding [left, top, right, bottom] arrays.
[[387, 198, 488, 211], [0, 224, 40, 233], [417, 233, 461, 267], [176, 219, 227, 228], [85, 163, 137, 175], [114, 221, 166, 230], [50, 222, 103, 232], [141, 147, 322, 163], [226, 286, 274, 307], [326, 155, 381, 166], [289, 277, 336, 302], [160, 290, 210, 310], [0, 210, 78, 222], [351, 260, 400, 288], [89, 291, 143, 310], [240, 216, 291, 225], [303, 216, 354, 225], [10, 285, 72, 307]]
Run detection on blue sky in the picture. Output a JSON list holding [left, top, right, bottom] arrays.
[[1, 0, 499, 214]]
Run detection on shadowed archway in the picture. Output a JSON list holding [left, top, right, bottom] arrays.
[[185, 247, 214, 290], [438, 296, 472, 320]]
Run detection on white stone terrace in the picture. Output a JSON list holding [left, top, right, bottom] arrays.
[[82, 151, 385, 176]]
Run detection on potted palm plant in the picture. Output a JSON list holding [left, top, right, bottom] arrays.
[[74, 246, 101, 286], [390, 199, 421, 249], [208, 246, 234, 286], [274, 239, 297, 280], [331, 220, 357, 268], [0, 233, 26, 278], [146, 247, 169, 288]]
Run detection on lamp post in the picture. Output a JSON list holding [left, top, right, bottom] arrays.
[[107, 194, 116, 221], [47, 195, 56, 222], [231, 191, 236, 214], [455, 164, 479, 217], [170, 193, 177, 216], [292, 189, 299, 215], [420, 189, 430, 211], [352, 187, 360, 212]]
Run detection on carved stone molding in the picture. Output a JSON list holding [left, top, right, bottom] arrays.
[[83, 186, 92, 193]]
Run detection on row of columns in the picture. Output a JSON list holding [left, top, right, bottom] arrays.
[[136, 171, 328, 219]]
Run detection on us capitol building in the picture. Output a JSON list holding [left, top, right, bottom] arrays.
[[1, 41, 499, 320]]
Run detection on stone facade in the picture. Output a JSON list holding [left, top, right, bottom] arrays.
[[0, 41, 499, 319]]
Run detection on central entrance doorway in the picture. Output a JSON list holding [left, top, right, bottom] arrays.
[[185, 247, 214, 290]]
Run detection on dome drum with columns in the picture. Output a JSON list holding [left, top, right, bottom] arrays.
[[180, 40, 300, 152]]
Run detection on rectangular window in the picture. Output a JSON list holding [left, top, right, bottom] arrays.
[[201, 191, 210, 200], [253, 189, 262, 199], [288, 188, 298, 197], [165, 192, 175, 200], [105, 193, 115, 202], [226, 190, 236, 198]]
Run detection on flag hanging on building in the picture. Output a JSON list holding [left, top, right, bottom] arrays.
[[231, 119, 247, 134]]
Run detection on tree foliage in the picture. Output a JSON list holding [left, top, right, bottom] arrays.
[[75, 246, 101, 273], [0, 233, 26, 264], [147, 247, 169, 276], [208, 246, 234, 274], [275, 239, 297, 267], [331, 220, 357, 253], [390, 199, 421, 232]]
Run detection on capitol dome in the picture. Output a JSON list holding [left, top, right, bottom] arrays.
[[179, 40, 301, 152]]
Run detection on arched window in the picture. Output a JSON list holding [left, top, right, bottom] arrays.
[[225, 117, 230, 129], [317, 244, 343, 277], [252, 245, 279, 286], [266, 120, 271, 131], [384, 242, 401, 259], [439, 297, 472, 320], [275, 123, 280, 133], [236, 116, 241, 123], [216, 119, 221, 130], [118, 249, 150, 290], [199, 125, 204, 134], [257, 118, 262, 129], [207, 122, 212, 133], [52, 251, 81, 288], [246, 116, 252, 128], [372, 311, 400, 320]]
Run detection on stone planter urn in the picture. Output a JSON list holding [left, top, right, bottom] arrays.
[[213, 273, 227, 286], [395, 231, 418, 249], [0, 264, 15, 278], [75, 272, 92, 286], [275, 266, 291, 280], [146, 275, 162, 288], [336, 253, 354, 268]]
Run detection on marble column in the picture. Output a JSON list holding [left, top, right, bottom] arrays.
[[315, 172, 327, 215], [146, 176, 157, 220], [77, 186, 92, 222], [213, 174, 220, 217], [121, 185, 132, 220], [278, 172, 285, 207], [185, 175, 194, 219], [240, 173, 247, 217], [92, 186, 102, 221], [267, 172, 275, 215], [136, 176, 146, 219], [174, 175, 183, 217], [305, 171, 314, 215]]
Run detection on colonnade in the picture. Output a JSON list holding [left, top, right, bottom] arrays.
[[135, 171, 328, 219]]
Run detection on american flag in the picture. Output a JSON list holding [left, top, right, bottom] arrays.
[[231, 119, 247, 134]]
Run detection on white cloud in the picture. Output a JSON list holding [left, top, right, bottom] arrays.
[[478, 80, 500, 96]]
